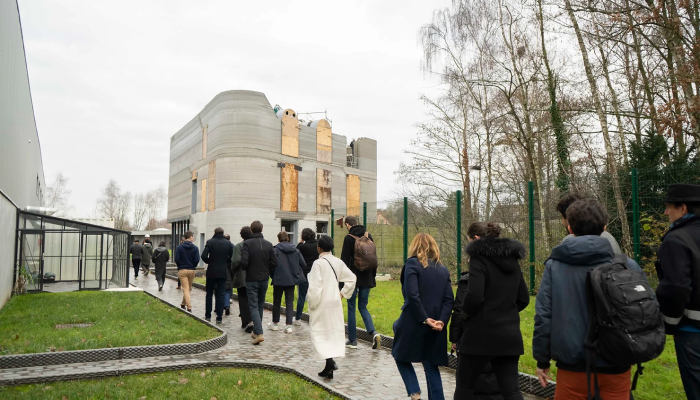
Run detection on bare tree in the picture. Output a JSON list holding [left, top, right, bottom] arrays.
[[96, 180, 132, 230], [45, 172, 73, 216]]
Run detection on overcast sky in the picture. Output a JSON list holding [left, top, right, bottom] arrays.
[[19, 0, 447, 218]]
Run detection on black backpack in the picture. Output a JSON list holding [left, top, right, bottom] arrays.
[[585, 254, 665, 399]]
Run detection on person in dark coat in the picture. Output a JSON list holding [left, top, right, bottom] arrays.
[[223, 234, 234, 316], [295, 228, 318, 324], [340, 216, 381, 349], [232, 226, 254, 331], [241, 220, 278, 345], [175, 231, 200, 312], [151, 241, 170, 291], [270, 231, 307, 333], [141, 239, 153, 276], [454, 222, 529, 400], [129, 239, 143, 280], [392, 233, 454, 400], [655, 184, 700, 399], [201, 227, 234, 325], [450, 270, 504, 400]]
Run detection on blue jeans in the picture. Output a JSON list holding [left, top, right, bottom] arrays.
[[246, 280, 269, 335], [347, 286, 376, 341], [676, 330, 700, 400], [224, 288, 233, 308], [296, 281, 309, 320], [395, 360, 444, 400], [205, 278, 226, 320]]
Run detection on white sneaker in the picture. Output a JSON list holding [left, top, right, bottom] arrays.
[[268, 322, 279, 331], [293, 319, 302, 326], [285, 326, 293, 334]]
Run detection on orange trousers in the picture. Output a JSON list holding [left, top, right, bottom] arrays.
[[554, 368, 631, 400]]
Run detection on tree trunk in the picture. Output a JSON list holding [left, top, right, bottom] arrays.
[[564, 0, 632, 254]]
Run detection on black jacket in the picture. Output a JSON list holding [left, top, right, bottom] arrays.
[[272, 241, 307, 286], [201, 233, 234, 280], [656, 215, 700, 333], [152, 246, 170, 274], [296, 239, 318, 276], [459, 238, 529, 356], [175, 241, 200, 270], [341, 225, 376, 288], [240, 233, 278, 282], [130, 244, 143, 260]]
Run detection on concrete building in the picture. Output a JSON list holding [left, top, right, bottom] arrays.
[[167, 90, 377, 247]]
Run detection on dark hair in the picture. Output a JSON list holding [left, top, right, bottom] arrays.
[[467, 222, 501, 239], [251, 221, 263, 234], [557, 193, 585, 219], [224, 234, 230, 240], [566, 199, 607, 236], [344, 216, 358, 227], [277, 231, 289, 242], [301, 228, 316, 241], [214, 227, 224, 235], [240, 226, 253, 240], [318, 235, 334, 252], [672, 202, 700, 215], [144, 238, 152, 244], [183, 231, 194, 240], [134, 239, 140, 243], [158, 241, 166, 247]]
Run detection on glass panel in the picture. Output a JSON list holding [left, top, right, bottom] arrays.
[[20, 233, 42, 291], [81, 234, 102, 289], [43, 220, 65, 230], [24, 215, 41, 230], [61, 232, 80, 281], [42, 233, 62, 283]]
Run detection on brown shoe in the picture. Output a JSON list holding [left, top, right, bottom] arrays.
[[253, 334, 264, 345], [176, 286, 181, 290]]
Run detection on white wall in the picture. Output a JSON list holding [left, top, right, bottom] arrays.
[[0, 192, 18, 308]]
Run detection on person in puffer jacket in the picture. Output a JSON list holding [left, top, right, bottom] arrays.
[[141, 239, 154, 276], [270, 231, 307, 333]]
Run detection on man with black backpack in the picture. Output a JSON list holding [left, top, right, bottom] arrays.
[[656, 184, 700, 399], [341, 216, 381, 350], [533, 199, 657, 399]]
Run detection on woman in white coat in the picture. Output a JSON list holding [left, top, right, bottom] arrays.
[[307, 235, 357, 379]]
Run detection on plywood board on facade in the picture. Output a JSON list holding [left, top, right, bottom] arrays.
[[317, 169, 332, 214], [281, 109, 299, 158], [316, 119, 332, 163], [207, 161, 216, 211], [201, 179, 207, 213], [281, 164, 299, 212], [346, 174, 360, 217]]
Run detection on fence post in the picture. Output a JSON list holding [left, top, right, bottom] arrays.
[[363, 202, 367, 226], [403, 197, 408, 263], [528, 181, 535, 295], [456, 190, 462, 278], [330, 209, 335, 255], [631, 168, 641, 265]]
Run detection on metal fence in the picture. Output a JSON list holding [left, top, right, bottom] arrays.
[[330, 166, 700, 292]]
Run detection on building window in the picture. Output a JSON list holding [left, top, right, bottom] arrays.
[[281, 220, 297, 243], [316, 221, 328, 240]]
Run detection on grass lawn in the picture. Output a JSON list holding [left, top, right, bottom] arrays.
[[0, 291, 219, 355], [195, 277, 684, 400], [0, 367, 341, 399]]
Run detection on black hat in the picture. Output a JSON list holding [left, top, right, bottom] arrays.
[[665, 184, 700, 203]]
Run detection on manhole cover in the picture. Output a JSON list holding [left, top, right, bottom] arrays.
[[55, 323, 93, 329]]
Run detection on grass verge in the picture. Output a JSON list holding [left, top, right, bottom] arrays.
[[0, 367, 342, 399], [194, 277, 683, 400], [0, 291, 219, 355]]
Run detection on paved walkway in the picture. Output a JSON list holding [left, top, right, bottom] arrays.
[[0, 277, 540, 399]]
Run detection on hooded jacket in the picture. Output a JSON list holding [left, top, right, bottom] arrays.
[[656, 214, 700, 333], [296, 239, 318, 276], [230, 241, 246, 288], [458, 238, 529, 356], [340, 225, 376, 288], [152, 246, 170, 273], [533, 235, 642, 372], [272, 241, 307, 286], [241, 233, 278, 282], [175, 241, 200, 270], [202, 233, 234, 280], [141, 242, 154, 266]]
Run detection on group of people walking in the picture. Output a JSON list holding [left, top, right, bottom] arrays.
[[131, 183, 700, 400]]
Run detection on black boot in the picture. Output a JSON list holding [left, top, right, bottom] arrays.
[[225, 307, 230, 316], [318, 358, 334, 379]]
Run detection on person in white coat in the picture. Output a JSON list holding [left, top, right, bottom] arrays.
[[307, 235, 357, 379]]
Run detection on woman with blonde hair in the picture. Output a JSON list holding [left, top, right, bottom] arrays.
[[392, 233, 454, 400]]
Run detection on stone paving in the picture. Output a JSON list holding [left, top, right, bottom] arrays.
[[0, 276, 540, 399]]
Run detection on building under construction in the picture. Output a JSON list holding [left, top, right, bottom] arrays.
[[167, 90, 377, 249]]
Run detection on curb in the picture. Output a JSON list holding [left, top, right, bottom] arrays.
[[0, 291, 227, 370], [165, 274, 556, 398], [0, 360, 352, 399]]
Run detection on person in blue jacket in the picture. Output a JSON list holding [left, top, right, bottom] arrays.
[[392, 233, 454, 400]]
